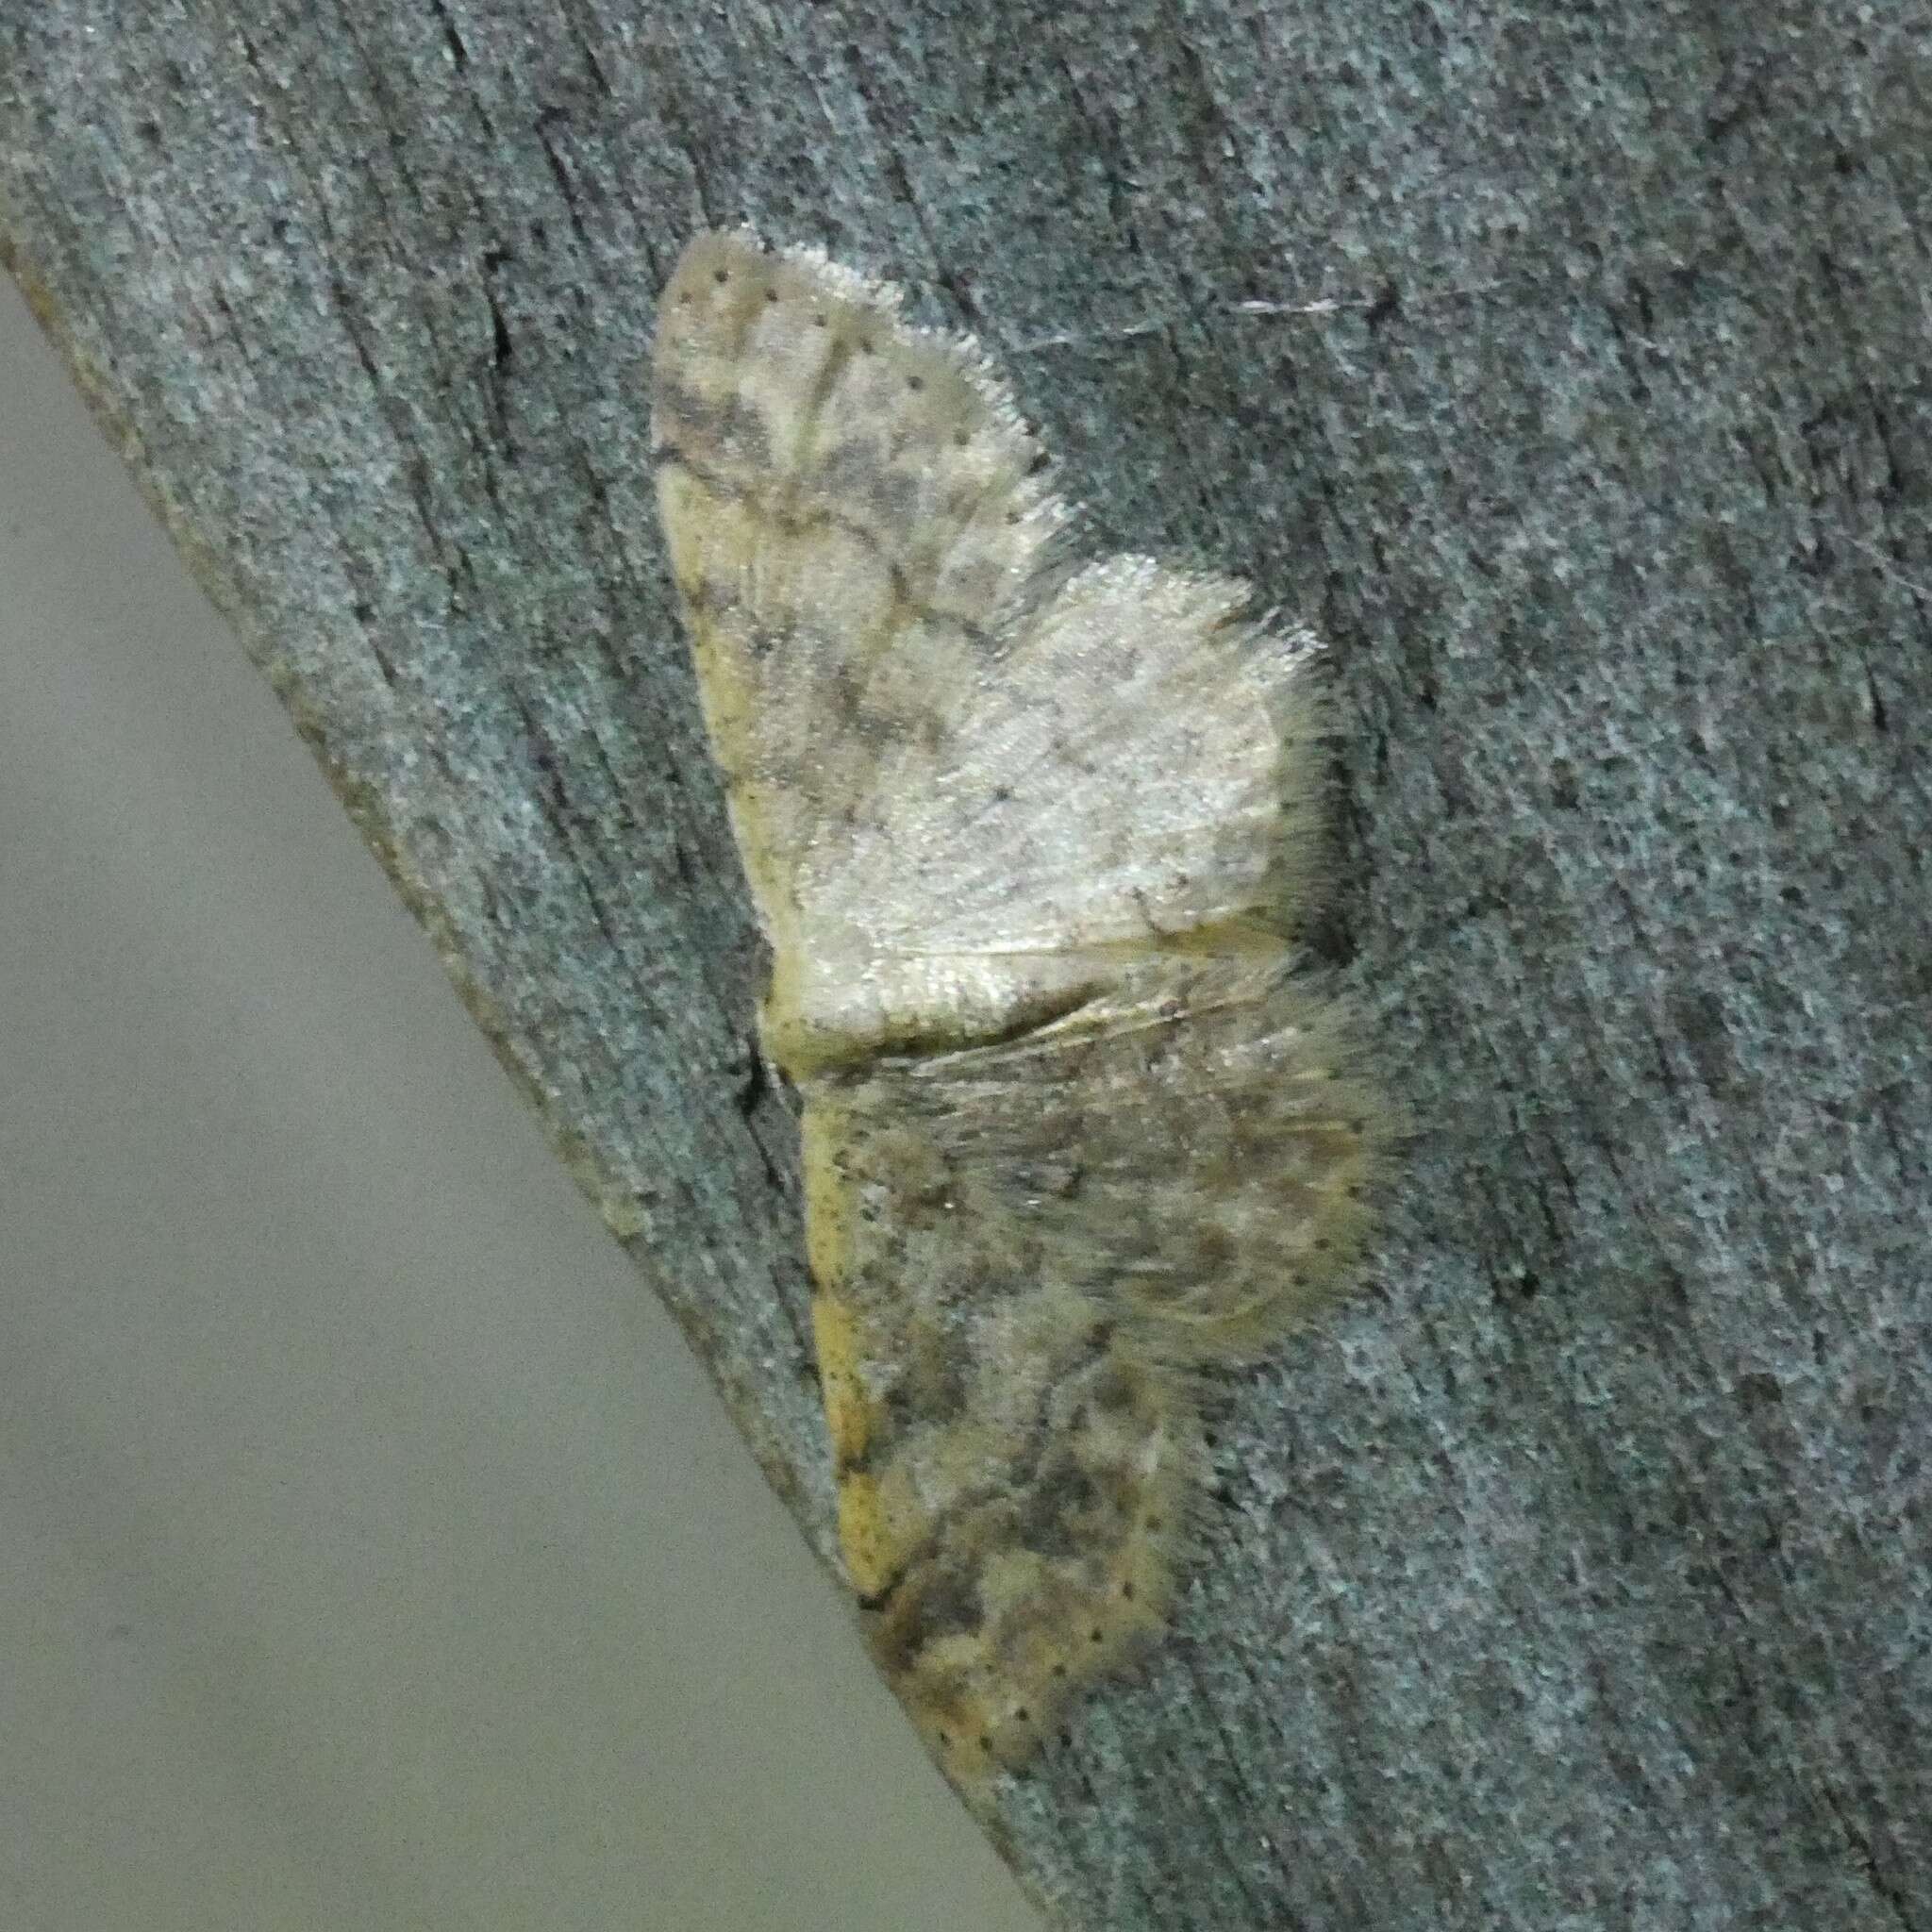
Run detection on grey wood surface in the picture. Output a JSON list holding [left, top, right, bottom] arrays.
[[5, 6, 1926, 1926]]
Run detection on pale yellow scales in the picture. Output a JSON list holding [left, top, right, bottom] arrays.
[[651, 229, 1393, 1788]]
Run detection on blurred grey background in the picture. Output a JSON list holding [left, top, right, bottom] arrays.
[[0, 273, 1040, 1930]]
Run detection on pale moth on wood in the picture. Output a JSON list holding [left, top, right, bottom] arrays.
[[651, 228, 1393, 1789]]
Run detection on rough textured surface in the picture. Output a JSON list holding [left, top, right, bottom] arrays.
[[4, 5, 1927, 1927]]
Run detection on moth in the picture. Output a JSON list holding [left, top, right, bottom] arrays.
[[650, 228, 1391, 1788]]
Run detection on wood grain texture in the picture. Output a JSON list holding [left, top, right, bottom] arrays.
[[4, 5, 1927, 1926]]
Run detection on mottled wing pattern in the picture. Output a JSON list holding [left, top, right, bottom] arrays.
[[803, 959, 1386, 1780], [651, 228, 1064, 933], [806, 555, 1331, 958], [650, 228, 1396, 1790]]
